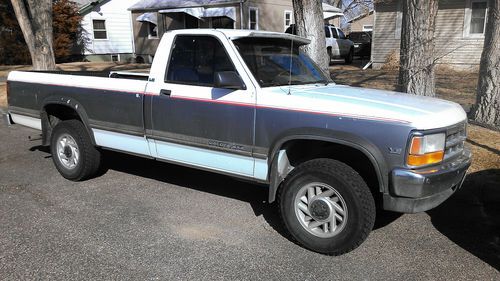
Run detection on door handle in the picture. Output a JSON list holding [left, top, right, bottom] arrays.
[[160, 89, 171, 96]]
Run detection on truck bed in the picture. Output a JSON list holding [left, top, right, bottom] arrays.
[[7, 70, 149, 136]]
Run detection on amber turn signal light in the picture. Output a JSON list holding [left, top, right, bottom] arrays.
[[407, 151, 444, 166], [407, 134, 445, 167]]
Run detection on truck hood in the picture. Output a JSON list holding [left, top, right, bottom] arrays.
[[262, 84, 467, 130]]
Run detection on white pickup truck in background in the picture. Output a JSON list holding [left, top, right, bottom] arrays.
[[285, 24, 354, 64]]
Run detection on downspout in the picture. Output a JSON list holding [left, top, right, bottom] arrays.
[[240, 0, 245, 29]]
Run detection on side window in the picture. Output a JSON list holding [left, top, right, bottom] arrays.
[[324, 26, 331, 38], [337, 29, 346, 39], [332, 28, 339, 39], [166, 36, 237, 86]]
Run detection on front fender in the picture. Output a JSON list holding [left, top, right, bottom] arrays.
[[266, 129, 388, 203]]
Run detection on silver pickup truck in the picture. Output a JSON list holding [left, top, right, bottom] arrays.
[[4, 29, 471, 255]]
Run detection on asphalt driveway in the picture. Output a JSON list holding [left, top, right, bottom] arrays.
[[0, 120, 499, 280]]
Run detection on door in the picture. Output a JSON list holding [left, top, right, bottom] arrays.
[[326, 26, 340, 57], [145, 34, 258, 178], [336, 28, 349, 56]]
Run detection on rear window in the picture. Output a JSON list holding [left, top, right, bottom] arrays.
[[349, 32, 372, 42]]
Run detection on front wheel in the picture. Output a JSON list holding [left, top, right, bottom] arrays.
[[278, 159, 375, 255], [50, 120, 101, 181]]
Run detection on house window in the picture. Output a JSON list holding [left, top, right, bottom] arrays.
[[249, 8, 258, 30], [148, 22, 158, 38], [284, 10, 292, 31], [211, 17, 234, 29], [464, 0, 488, 37], [92, 19, 107, 39], [362, 25, 373, 32], [470, 1, 487, 34], [111, 54, 119, 62]]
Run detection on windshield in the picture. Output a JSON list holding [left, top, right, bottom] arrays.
[[233, 38, 331, 87]]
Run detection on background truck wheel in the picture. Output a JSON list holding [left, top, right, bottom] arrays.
[[278, 158, 375, 255], [344, 49, 354, 64], [50, 120, 101, 181], [327, 47, 333, 64]]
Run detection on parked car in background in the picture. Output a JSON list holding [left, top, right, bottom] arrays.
[[348, 31, 372, 60], [285, 24, 354, 64]]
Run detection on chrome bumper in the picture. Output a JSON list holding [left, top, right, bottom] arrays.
[[383, 147, 471, 213]]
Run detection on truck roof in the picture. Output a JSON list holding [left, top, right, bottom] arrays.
[[167, 28, 311, 45]]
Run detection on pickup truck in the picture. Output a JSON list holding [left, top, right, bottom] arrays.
[[4, 29, 471, 255], [286, 24, 354, 64]]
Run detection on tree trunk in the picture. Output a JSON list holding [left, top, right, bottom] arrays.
[[293, 0, 330, 75], [471, 0, 500, 129], [10, 0, 56, 70], [397, 0, 438, 96]]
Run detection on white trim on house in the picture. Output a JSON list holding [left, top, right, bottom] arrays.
[[395, 1, 402, 39], [284, 10, 293, 31], [248, 7, 259, 30], [362, 25, 373, 31], [463, 0, 488, 38]]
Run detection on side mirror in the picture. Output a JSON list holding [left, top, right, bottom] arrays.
[[214, 71, 246, 90]]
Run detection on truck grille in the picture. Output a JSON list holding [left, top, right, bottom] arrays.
[[444, 122, 467, 160]]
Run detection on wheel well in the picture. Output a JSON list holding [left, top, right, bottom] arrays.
[[279, 139, 381, 196], [42, 104, 83, 145]]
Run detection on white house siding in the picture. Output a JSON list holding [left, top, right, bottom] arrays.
[[372, 0, 486, 70], [81, 0, 140, 61]]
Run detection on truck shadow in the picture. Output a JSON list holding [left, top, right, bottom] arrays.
[[92, 150, 401, 241], [427, 169, 500, 271]]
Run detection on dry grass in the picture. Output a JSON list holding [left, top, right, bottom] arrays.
[[381, 50, 400, 71], [331, 64, 478, 108], [467, 125, 500, 172]]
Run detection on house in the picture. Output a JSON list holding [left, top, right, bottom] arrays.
[[372, 0, 489, 70], [76, 0, 140, 62], [128, 0, 297, 63], [346, 10, 374, 33]]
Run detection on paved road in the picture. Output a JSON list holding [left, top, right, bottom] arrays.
[[0, 121, 499, 280]]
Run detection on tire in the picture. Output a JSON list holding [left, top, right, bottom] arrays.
[[327, 48, 333, 63], [344, 49, 354, 64], [50, 120, 101, 181], [278, 159, 375, 255]]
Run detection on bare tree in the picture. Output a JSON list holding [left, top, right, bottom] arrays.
[[10, 0, 56, 70], [293, 0, 330, 74], [397, 0, 438, 96], [471, 0, 500, 128]]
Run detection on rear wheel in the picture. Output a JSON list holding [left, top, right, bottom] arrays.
[[344, 49, 354, 64], [278, 159, 375, 255], [50, 120, 101, 181]]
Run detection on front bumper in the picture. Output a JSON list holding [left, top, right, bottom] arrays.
[[383, 147, 471, 213]]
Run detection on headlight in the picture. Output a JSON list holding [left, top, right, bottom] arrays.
[[407, 133, 445, 167]]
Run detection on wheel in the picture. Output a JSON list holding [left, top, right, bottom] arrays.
[[344, 49, 354, 64], [278, 159, 375, 255], [327, 48, 333, 64], [50, 120, 101, 181]]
